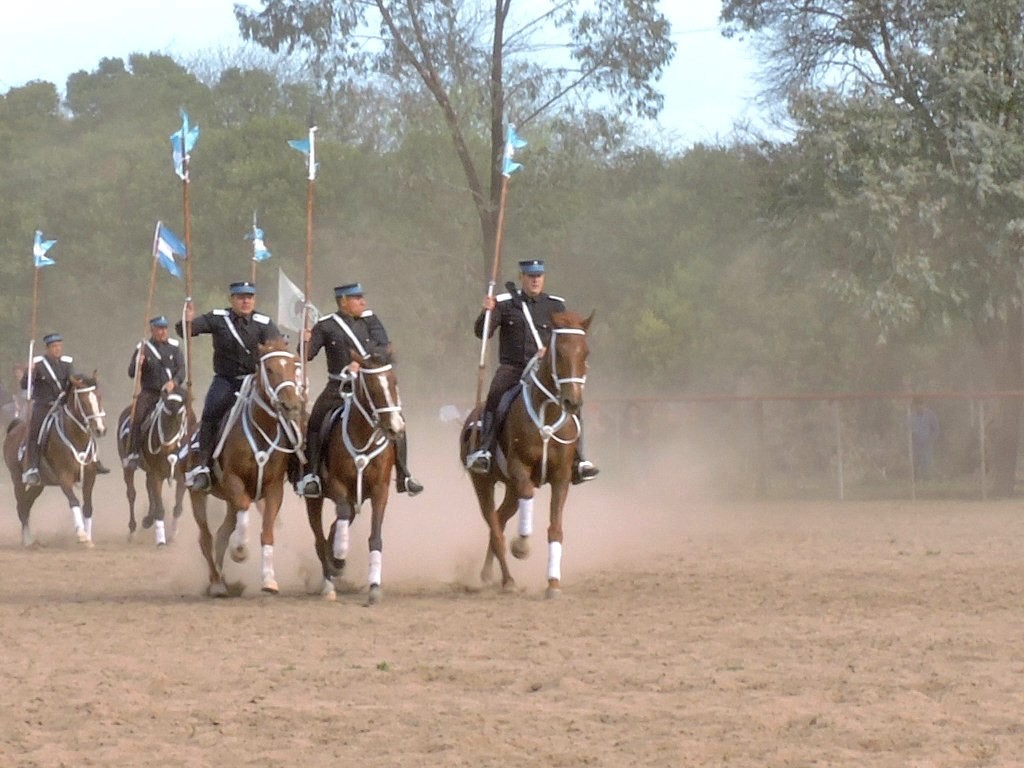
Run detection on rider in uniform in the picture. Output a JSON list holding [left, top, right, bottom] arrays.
[[465, 259, 599, 483], [296, 282, 424, 499], [124, 315, 185, 470], [176, 281, 282, 492], [21, 333, 76, 487]]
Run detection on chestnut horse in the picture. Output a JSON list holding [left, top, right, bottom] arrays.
[[188, 339, 303, 596], [116, 383, 189, 545], [460, 311, 593, 597], [305, 350, 405, 605], [3, 374, 108, 547]]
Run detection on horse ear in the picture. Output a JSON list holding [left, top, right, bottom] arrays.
[[582, 310, 595, 331], [92, 368, 99, 382]]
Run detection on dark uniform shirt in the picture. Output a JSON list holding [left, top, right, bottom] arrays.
[[128, 338, 184, 392], [306, 310, 390, 375], [22, 354, 76, 403], [475, 289, 566, 368], [177, 309, 282, 378]]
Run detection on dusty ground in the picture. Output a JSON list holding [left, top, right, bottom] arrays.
[[2, 443, 1024, 767]]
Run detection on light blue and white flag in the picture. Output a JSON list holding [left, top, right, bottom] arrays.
[[288, 126, 318, 180], [154, 221, 187, 279], [170, 110, 200, 180], [33, 230, 57, 268], [502, 124, 527, 177], [246, 225, 272, 262]]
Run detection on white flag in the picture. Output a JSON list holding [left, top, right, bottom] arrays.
[[278, 268, 318, 332]]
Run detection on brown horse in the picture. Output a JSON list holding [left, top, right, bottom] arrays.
[[188, 339, 303, 596], [305, 350, 405, 605], [460, 311, 593, 597], [3, 374, 108, 547], [116, 384, 189, 545]]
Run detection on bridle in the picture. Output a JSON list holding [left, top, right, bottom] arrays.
[[47, 380, 106, 474], [520, 327, 588, 483]]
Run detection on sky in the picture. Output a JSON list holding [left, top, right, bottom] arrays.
[[0, 0, 770, 146]]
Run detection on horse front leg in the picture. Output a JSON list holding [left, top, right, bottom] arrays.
[[305, 495, 335, 600], [365, 483, 389, 606], [473, 476, 516, 590], [124, 466, 138, 541], [58, 470, 91, 546], [545, 479, 571, 599], [189, 491, 226, 595], [145, 471, 168, 546], [15, 482, 44, 548], [170, 471, 186, 542], [258, 481, 285, 594]]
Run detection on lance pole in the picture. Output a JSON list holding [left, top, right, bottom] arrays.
[[250, 210, 258, 285], [27, 264, 41, 403], [301, 125, 317, 415], [129, 224, 162, 431], [181, 130, 196, 434]]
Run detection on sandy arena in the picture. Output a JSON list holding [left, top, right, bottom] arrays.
[[1, 442, 1024, 767]]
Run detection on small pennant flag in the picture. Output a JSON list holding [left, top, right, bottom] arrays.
[[170, 110, 200, 180], [288, 126, 318, 180], [278, 267, 319, 332], [154, 222, 187, 279], [502, 124, 527, 177], [33, 230, 57, 268], [246, 226, 272, 262]]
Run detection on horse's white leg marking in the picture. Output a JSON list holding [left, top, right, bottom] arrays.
[[547, 541, 563, 582], [231, 509, 249, 551], [332, 519, 350, 561], [368, 549, 382, 587], [82, 516, 92, 540], [261, 543, 277, 591], [71, 505, 85, 534], [517, 497, 534, 537], [154, 519, 167, 546]]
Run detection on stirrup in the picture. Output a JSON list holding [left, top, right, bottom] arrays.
[[573, 460, 600, 484], [186, 465, 211, 491], [465, 450, 491, 474], [22, 468, 41, 487], [297, 473, 323, 498], [398, 475, 424, 497]]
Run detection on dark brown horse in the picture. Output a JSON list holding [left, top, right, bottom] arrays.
[[305, 350, 405, 605], [188, 339, 303, 596], [460, 311, 593, 597], [116, 384, 189, 545], [3, 374, 108, 547]]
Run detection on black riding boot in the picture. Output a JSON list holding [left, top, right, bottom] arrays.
[[187, 420, 216, 491], [572, 417, 599, 484], [394, 433, 423, 496], [297, 429, 323, 497], [466, 412, 494, 474]]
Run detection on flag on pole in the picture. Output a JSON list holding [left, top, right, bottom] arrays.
[[154, 221, 187, 279], [170, 109, 200, 180], [33, 230, 57, 267], [287, 126, 318, 180], [502, 124, 527, 177], [278, 267, 318, 332], [246, 226, 272, 262]]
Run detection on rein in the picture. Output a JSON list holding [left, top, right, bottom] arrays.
[[48, 383, 105, 479], [216, 349, 303, 499], [520, 327, 587, 484], [340, 363, 398, 507]]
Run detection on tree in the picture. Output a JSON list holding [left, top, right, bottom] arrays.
[[235, 0, 676, 274], [722, 0, 1024, 494]]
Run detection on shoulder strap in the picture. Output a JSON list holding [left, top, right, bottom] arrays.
[[332, 314, 368, 358], [519, 298, 543, 349], [223, 314, 250, 354]]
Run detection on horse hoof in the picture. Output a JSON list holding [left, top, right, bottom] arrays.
[[320, 581, 337, 601], [208, 582, 229, 598], [367, 585, 382, 605], [141, 516, 153, 530], [230, 545, 248, 564], [511, 536, 530, 559], [261, 580, 279, 594], [545, 587, 562, 600], [21, 530, 34, 548]]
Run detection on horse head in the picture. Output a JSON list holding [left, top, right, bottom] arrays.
[[256, 339, 302, 423], [547, 311, 592, 416], [356, 347, 405, 439], [69, 371, 107, 437]]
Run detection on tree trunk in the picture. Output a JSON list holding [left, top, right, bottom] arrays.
[[987, 306, 1023, 496]]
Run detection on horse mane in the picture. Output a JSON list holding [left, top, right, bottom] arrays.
[[258, 337, 291, 355], [68, 373, 99, 390], [551, 310, 594, 331]]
